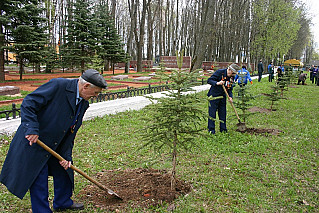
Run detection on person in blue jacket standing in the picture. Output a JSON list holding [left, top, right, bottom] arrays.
[[234, 65, 253, 86], [207, 63, 240, 134], [0, 69, 107, 213], [279, 64, 285, 73], [268, 62, 274, 82]]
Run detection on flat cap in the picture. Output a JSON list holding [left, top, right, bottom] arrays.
[[81, 69, 108, 89], [228, 64, 241, 74]]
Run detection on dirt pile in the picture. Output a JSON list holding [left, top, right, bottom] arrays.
[[77, 168, 192, 211]]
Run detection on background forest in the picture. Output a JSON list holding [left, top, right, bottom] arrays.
[[0, 0, 315, 79]]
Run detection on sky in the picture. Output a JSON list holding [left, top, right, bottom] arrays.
[[302, 0, 319, 49]]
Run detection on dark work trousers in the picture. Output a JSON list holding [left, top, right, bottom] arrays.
[[258, 72, 262, 82], [208, 97, 227, 134], [310, 72, 313, 82], [268, 73, 273, 82], [30, 156, 73, 213]]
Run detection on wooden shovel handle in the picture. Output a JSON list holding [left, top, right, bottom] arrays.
[[221, 84, 241, 122], [36, 139, 121, 199]]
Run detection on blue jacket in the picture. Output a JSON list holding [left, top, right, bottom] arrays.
[[207, 69, 234, 98], [268, 64, 274, 74], [0, 78, 89, 199], [234, 68, 252, 84]]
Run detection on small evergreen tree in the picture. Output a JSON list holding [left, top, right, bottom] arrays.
[[233, 83, 256, 123], [267, 83, 282, 111], [141, 50, 207, 189], [276, 73, 289, 98], [283, 65, 297, 87]]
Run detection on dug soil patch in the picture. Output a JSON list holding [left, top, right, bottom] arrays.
[[237, 127, 282, 136], [77, 168, 191, 211], [243, 107, 282, 135]]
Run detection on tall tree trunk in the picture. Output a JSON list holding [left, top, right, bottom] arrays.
[[35, 63, 41, 73], [146, 3, 156, 60], [171, 132, 177, 190], [133, 0, 150, 72], [0, 25, 5, 81], [111, 0, 116, 20], [18, 57, 24, 81], [126, 0, 136, 73], [192, 1, 215, 70], [158, 0, 163, 57]]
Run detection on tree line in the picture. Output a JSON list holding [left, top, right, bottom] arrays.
[[0, 0, 314, 81]]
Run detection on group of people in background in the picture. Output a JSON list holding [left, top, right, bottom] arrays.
[[207, 59, 318, 135], [265, 62, 286, 83], [309, 64, 319, 85], [297, 64, 319, 86], [258, 59, 284, 83], [258, 60, 319, 86]]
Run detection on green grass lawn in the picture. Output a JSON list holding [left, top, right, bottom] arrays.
[[0, 77, 318, 212]]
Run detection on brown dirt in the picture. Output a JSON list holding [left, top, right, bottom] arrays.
[[242, 107, 282, 135], [237, 127, 282, 136], [76, 168, 191, 212]]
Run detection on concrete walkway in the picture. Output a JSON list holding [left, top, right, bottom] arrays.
[[0, 74, 265, 135]]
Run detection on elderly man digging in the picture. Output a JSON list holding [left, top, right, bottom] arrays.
[[0, 69, 107, 212], [207, 64, 241, 134]]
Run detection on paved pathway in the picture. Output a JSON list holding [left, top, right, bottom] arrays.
[[0, 75, 265, 135]]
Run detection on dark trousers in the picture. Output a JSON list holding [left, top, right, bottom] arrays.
[[30, 157, 73, 213], [208, 97, 227, 134], [313, 75, 318, 84], [297, 80, 305, 85], [268, 73, 273, 82], [258, 72, 262, 82]]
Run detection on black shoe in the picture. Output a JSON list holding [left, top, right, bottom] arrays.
[[54, 203, 84, 211]]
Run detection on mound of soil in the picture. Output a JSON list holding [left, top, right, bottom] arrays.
[[237, 127, 282, 136], [77, 168, 192, 211], [244, 107, 282, 135]]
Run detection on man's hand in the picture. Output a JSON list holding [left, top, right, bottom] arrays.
[[229, 97, 233, 103], [59, 160, 71, 170], [217, 80, 225, 86], [25, 135, 39, 146]]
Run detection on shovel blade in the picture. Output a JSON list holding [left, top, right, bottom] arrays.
[[236, 122, 247, 132], [107, 189, 123, 200]]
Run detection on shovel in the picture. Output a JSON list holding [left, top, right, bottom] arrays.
[[221, 84, 247, 131], [36, 139, 123, 200]]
